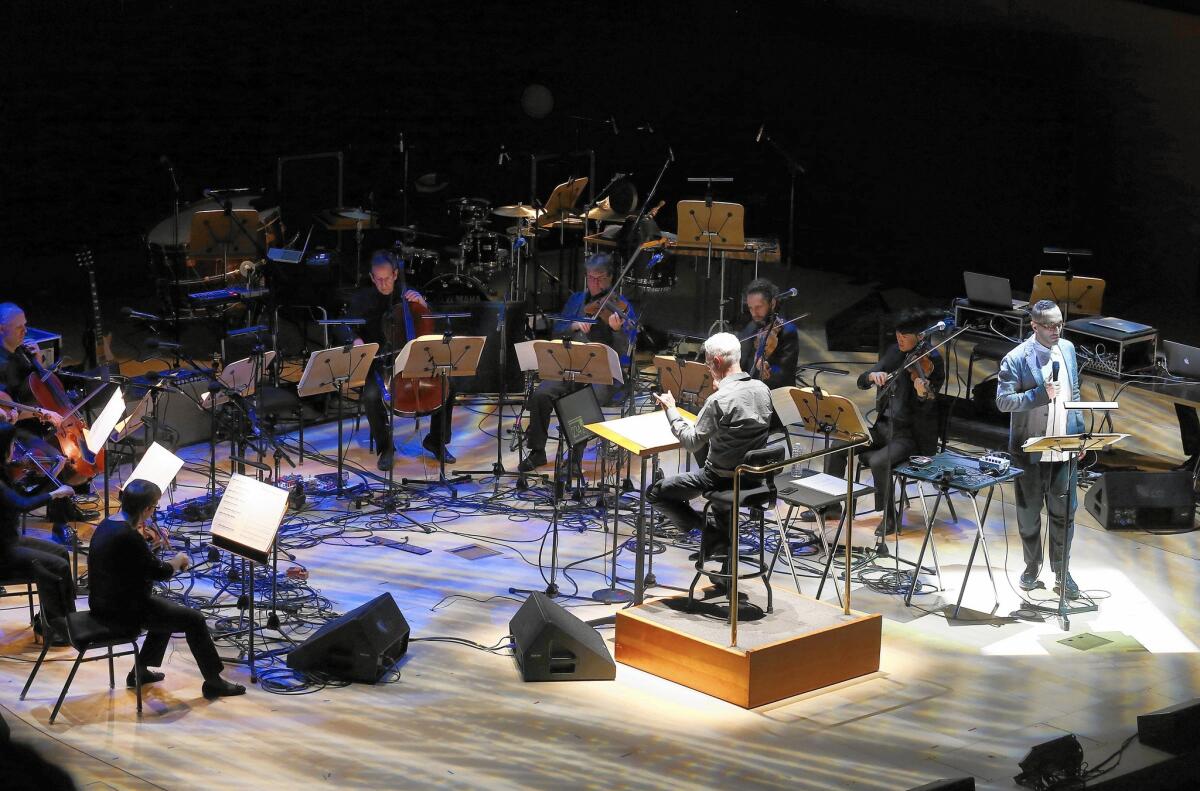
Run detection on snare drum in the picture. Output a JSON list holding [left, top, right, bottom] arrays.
[[452, 197, 492, 227], [395, 245, 439, 287], [627, 253, 676, 293], [461, 230, 510, 277]]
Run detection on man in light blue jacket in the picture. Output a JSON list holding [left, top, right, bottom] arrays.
[[996, 300, 1085, 599]]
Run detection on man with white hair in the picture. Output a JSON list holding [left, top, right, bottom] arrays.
[[996, 299, 1085, 599], [648, 332, 774, 569]]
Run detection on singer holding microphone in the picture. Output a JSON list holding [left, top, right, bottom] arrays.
[[997, 300, 1084, 599], [737, 278, 799, 389]]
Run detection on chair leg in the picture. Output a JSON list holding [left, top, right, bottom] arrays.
[[107, 645, 115, 688], [19, 636, 54, 700], [760, 514, 774, 613], [50, 650, 87, 725], [686, 571, 702, 609], [772, 510, 804, 596]]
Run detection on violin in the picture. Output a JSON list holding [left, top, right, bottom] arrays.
[[17, 346, 104, 485], [581, 288, 633, 332], [751, 314, 783, 382], [7, 435, 70, 491], [385, 295, 444, 416]]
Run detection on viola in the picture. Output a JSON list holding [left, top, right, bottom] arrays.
[[386, 296, 444, 416], [581, 288, 633, 331], [18, 346, 104, 485], [750, 314, 783, 382]]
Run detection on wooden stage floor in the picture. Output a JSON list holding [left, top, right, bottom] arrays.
[[3, 275, 1199, 790]]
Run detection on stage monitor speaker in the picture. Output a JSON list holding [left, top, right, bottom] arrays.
[[509, 592, 615, 682], [906, 779, 975, 791], [126, 370, 212, 450], [1138, 698, 1200, 755], [286, 592, 410, 683], [824, 290, 889, 352], [1083, 470, 1195, 530]]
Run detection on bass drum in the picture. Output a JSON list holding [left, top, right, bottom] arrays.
[[461, 230, 510, 278], [423, 273, 492, 305]]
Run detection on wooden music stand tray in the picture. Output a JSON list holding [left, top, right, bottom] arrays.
[[586, 408, 699, 605], [653, 354, 713, 410], [535, 177, 590, 230], [296, 344, 378, 398], [187, 209, 263, 259], [1030, 272, 1106, 317], [514, 339, 623, 387], [394, 334, 487, 381], [771, 386, 869, 442], [674, 200, 746, 250]]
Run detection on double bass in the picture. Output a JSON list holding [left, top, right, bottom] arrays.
[[17, 345, 104, 486], [386, 296, 444, 416]]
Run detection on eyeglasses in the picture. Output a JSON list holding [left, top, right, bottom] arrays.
[[1034, 321, 1064, 330]]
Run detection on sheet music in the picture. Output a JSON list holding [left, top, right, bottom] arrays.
[[514, 340, 539, 372], [211, 473, 289, 559], [125, 442, 185, 493], [83, 388, 126, 454], [113, 392, 151, 442], [791, 472, 870, 497]]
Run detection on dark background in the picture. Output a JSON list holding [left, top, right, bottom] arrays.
[[4, 0, 1200, 358]]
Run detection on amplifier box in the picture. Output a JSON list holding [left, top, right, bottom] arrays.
[[1064, 317, 1156, 379], [1084, 470, 1195, 530]]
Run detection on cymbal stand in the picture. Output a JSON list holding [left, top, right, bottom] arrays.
[[686, 176, 735, 334]]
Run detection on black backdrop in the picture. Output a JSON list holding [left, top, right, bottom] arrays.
[[5, 0, 1199, 351]]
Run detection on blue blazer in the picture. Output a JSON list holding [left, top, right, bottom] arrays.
[[995, 336, 1084, 459]]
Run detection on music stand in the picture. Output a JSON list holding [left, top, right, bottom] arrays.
[[534, 177, 590, 231], [1030, 271, 1105, 321], [770, 385, 870, 614], [297, 343, 379, 496], [517, 338, 622, 387], [1021, 425, 1126, 630], [201, 351, 278, 409], [187, 208, 263, 284], [652, 354, 713, 411], [396, 332, 487, 497], [675, 199, 746, 333]]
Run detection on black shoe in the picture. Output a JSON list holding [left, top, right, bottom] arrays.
[[51, 523, 75, 546], [518, 449, 547, 472], [422, 436, 455, 464], [377, 448, 394, 472], [127, 668, 166, 688], [1019, 564, 1040, 591], [873, 519, 898, 538], [1055, 573, 1080, 600], [202, 677, 247, 699]]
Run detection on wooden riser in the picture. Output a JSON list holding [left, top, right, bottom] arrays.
[[615, 589, 882, 708]]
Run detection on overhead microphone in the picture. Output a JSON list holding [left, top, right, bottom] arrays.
[[667, 146, 675, 163], [756, 123, 766, 143], [776, 287, 798, 300], [609, 115, 619, 135]]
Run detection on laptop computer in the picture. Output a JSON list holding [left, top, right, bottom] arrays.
[[553, 386, 605, 448], [963, 271, 1028, 310], [1088, 316, 1153, 335], [1162, 339, 1200, 378]]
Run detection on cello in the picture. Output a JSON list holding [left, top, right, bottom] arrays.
[[386, 296, 444, 416], [18, 345, 105, 485]]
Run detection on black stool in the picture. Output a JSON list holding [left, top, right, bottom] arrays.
[[687, 444, 787, 612], [20, 611, 144, 724], [0, 574, 37, 641]]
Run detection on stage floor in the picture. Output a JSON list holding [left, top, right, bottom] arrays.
[[3, 269, 1199, 790]]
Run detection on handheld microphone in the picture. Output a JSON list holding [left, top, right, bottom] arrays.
[[122, 307, 162, 322], [776, 287, 798, 300], [1051, 360, 1060, 382]]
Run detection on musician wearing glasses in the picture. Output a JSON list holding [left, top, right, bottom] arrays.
[[518, 254, 637, 471], [996, 300, 1084, 600]]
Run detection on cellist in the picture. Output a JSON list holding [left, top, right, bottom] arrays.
[[337, 250, 454, 472], [0, 303, 77, 545]]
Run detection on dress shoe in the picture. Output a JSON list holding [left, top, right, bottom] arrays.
[[51, 523, 76, 546], [127, 668, 166, 688], [377, 448, 394, 472], [1055, 573, 1081, 600], [518, 449, 548, 472], [873, 518, 898, 538], [1018, 564, 1040, 591], [202, 677, 247, 698], [422, 436, 455, 464]]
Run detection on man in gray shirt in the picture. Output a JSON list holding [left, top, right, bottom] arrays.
[[648, 332, 774, 565]]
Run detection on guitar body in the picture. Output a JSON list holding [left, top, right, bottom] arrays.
[[76, 248, 116, 370]]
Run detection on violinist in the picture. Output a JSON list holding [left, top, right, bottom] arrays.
[[826, 308, 946, 536], [519, 254, 637, 471], [737, 278, 799, 389], [0, 303, 76, 545], [0, 421, 77, 646], [338, 251, 454, 471], [89, 480, 245, 698]]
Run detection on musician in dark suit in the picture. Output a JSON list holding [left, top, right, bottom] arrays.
[[89, 480, 244, 697], [737, 278, 799, 390], [0, 421, 76, 645], [338, 250, 454, 471]]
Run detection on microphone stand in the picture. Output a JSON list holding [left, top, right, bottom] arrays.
[[757, 125, 806, 267]]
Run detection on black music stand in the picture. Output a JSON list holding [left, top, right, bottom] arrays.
[[296, 342, 378, 497]]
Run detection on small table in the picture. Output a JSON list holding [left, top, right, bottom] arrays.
[[893, 452, 1024, 618]]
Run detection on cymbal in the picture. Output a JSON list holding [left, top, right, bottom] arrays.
[[386, 225, 446, 240], [493, 203, 539, 219], [505, 225, 546, 238], [337, 207, 376, 221], [584, 206, 624, 222]]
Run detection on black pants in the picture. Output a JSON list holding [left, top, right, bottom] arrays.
[[0, 536, 76, 622], [127, 596, 225, 681], [1012, 457, 1076, 573], [646, 466, 732, 558], [523, 380, 617, 454], [825, 420, 915, 512], [362, 360, 453, 453]]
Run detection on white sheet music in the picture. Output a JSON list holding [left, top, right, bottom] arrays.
[[211, 474, 289, 558], [125, 442, 185, 493], [83, 388, 126, 454], [113, 392, 151, 442], [791, 472, 870, 497]]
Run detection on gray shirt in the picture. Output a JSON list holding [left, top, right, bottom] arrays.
[[665, 372, 774, 475]]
